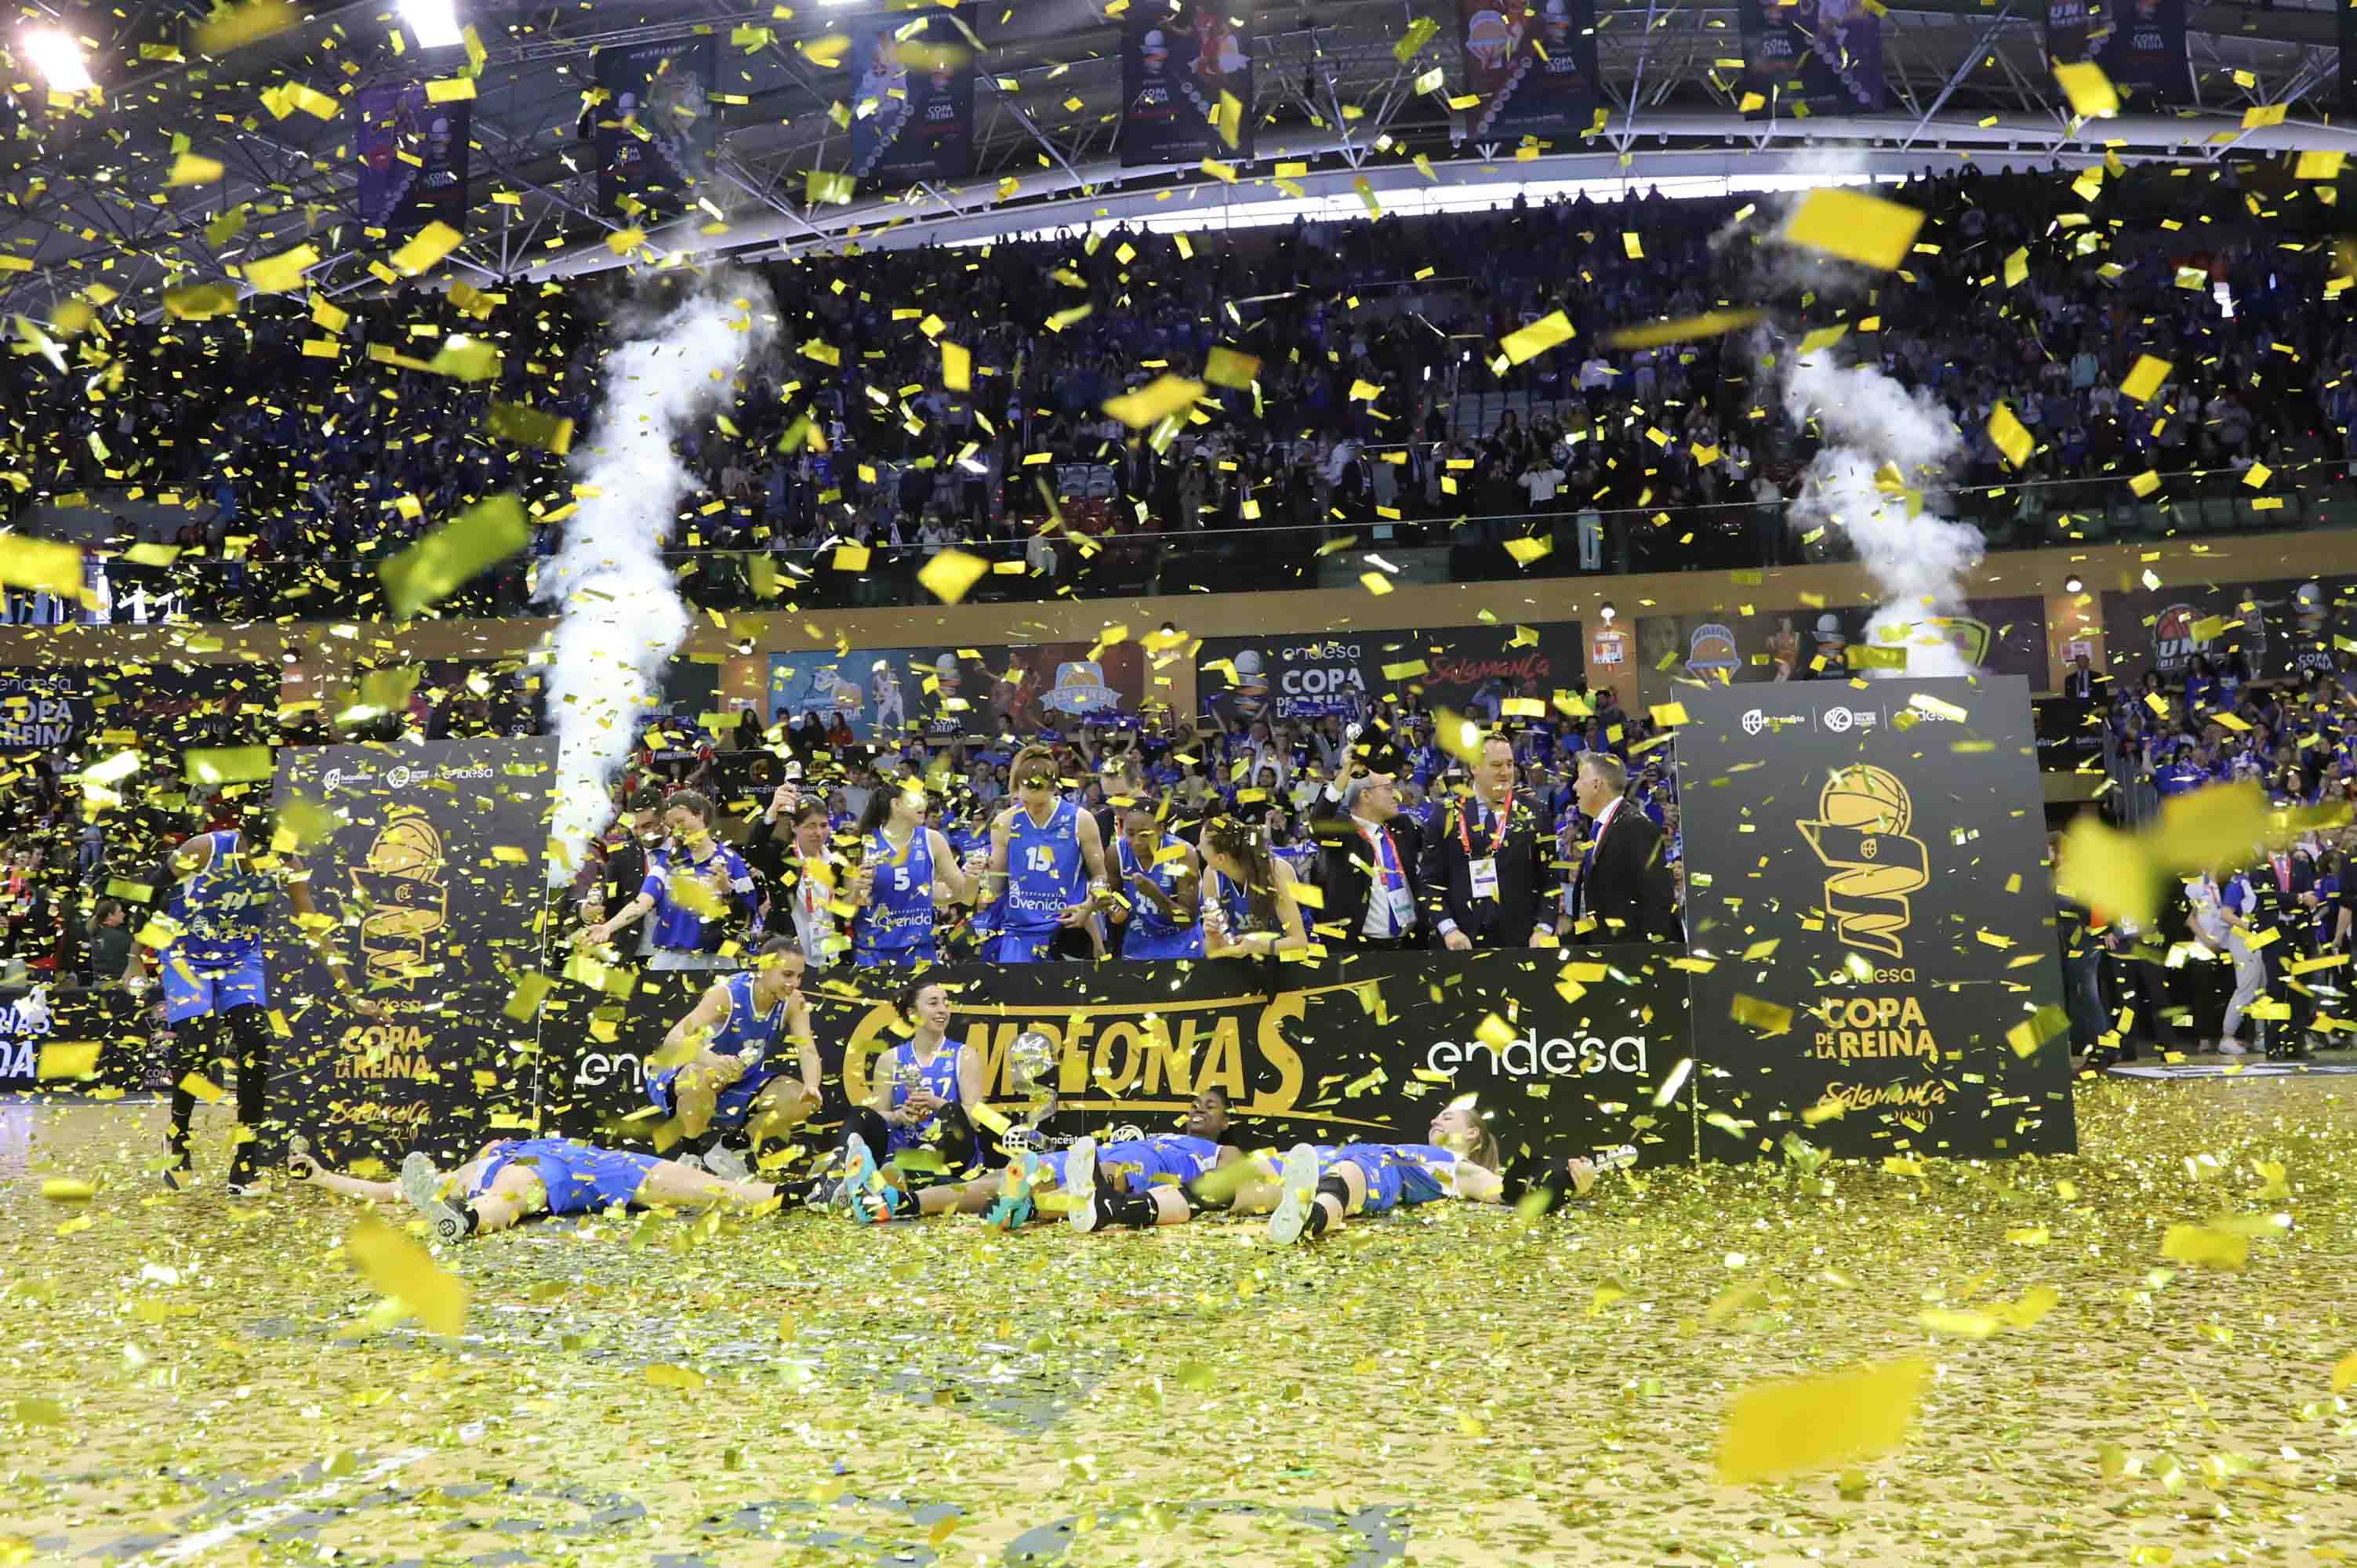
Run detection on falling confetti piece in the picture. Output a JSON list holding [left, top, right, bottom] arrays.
[[1716, 1358, 1928, 1483], [1781, 188, 1924, 270], [346, 1214, 470, 1336], [379, 493, 530, 619], [918, 549, 989, 604]]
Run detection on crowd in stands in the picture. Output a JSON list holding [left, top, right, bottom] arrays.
[[4, 159, 2348, 627]]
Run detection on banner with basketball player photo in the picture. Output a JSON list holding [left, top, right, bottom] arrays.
[[356, 80, 470, 237], [1631, 597, 2046, 709], [263, 737, 555, 1171], [846, 8, 979, 189], [1455, 0, 1600, 142], [2043, 0, 2093, 68], [1120, 2, 1255, 166], [2094, 0, 2188, 103], [2100, 573, 2353, 690], [1196, 622, 1585, 728], [1737, 0, 1886, 116], [539, 946, 1691, 1171], [1671, 676, 2078, 1163], [594, 34, 718, 216]]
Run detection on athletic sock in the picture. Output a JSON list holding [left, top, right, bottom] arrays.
[[458, 1203, 483, 1237], [1306, 1198, 1332, 1239], [1101, 1189, 1157, 1229], [1306, 1174, 1350, 1239]]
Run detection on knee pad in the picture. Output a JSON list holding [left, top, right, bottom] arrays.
[[1316, 1174, 1351, 1208]]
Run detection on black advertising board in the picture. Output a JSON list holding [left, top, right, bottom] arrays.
[[847, 9, 979, 188], [1455, 0, 1601, 140], [1197, 621, 1585, 728], [2101, 572, 2353, 688], [0, 670, 98, 750], [1120, 2, 1255, 167], [1672, 677, 2078, 1162], [2045, 0, 2092, 67], [595, 35, 717, 216], [541, 948, 1692, 1171], [1738, 0, 1886, 115], [263, 738, 554, 1167]]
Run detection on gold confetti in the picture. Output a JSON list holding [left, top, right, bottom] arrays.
[[2053, 61, 2119, 118], [1499, 311, 1574, 365], [1716, 1358, 1927, 1483], [1782, 189, 1924, 270], [379, 493, 529, 619], [1103, 376, 1204, 429], [918, 549, 989, 604], [346, 1214, 470, 1336]]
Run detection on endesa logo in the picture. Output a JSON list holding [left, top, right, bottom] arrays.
[[1426, 1029, 1648, 1078]]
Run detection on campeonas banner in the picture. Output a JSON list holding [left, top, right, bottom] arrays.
[[1120, 2, 1255, 167], [1197, 622, 1585, 727], [265, 738, 554, 1168], [1738, 0, 1886, 115], [847, 9, 979, 188], [1455, 0, 1601, 141], [2095, 0, 2188, 103], [1672, 677, 2077, 1163], [595, 34, 718, 216], [356, 80, 470, 236], [543, 948, 1688, 1170]]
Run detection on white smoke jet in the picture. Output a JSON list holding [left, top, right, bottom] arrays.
[[1778, 348, 1984, 679], [540, 277, 775, 881]]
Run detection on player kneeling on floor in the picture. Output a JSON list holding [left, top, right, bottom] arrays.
[[646, 938, 821, 1169]]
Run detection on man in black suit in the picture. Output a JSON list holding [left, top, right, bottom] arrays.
[[1421, 731, 1556, 949], [1309, 770, 1427, 949], [1561, 751, 1677, 943]]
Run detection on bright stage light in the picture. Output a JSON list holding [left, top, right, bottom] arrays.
[[21, 28, 96, 93], [399, 0, 464, 49]]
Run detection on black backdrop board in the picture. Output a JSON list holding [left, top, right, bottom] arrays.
[[848, 9, 979, 187], [264, 739, 554, 1168], [2096, 0, 2187, 103], [356, 81, 470, 236], [595, 35, 717, 216], [1455, 0, 1600, 140], [1633, 595, 2049, 708], [0, 670, 97, 750], [1120, 3, 1255, 167], [2100, 572, 2353, 688], [2044, 0, 2092, 65], [542, 949, 1692, 1169], [2344, 0, 2357, 111], [1738, 0, 1887, 115], [1672, 677, 2077, 1162], [0, 986, 146, 1092], [1197, 621, 1584, 728]]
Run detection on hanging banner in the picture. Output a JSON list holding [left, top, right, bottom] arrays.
[[1196, 622, 1585, 728], [768, 641, 1183, 747], [0, 670, 97, 750], [264, 738, 555, 1169], [542, 947, 1691, 1171], [1632, 596, 2049, 708], [1455, 0, 1601, 141], [847, 8, 979, 189], [594, 34, 719, 216], [2094, 0, 2188, 103], [1120, 2, 1255, 167], [1738, 0, 1887, 116], [2343, 0, 2357, 111], [356, 80, 471, 236], [1672, 677, 2078, 1163], [2044, 0, 2093, 67], [2101, 574, 2355, 688]]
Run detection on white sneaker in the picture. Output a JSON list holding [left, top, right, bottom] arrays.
[[400, 1152, 467, 1244], [2216, 1039, 2249, 1057], [1066, 1138, 1101, 1233], [1267, 1143, 1321, 1247], [703, 1146, 750, 1182]]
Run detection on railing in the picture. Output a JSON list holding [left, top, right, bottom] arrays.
[[12, 460, 2353, 628]]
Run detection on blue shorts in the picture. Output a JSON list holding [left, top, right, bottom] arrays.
[[990, 928, 1061, 964], [162, 949, 267, 1024], [1328, 1144, 1447, 1215], [474, 1138, 659, 1216], [645, 1055, 783, 1132], [1121, 925, 1204, 961], [1044, 1139, 1193, 1194]]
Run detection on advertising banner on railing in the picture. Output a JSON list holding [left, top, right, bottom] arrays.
[[1454, 0, 1602, 141], [1120, 2, 1255, 167], [1632, 596, 2049, 708], [1197, 621, 1585, 728]]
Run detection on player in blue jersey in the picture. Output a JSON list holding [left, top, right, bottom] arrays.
[[582, 790, 758, 971], [129, 824, 380, 1192], [1106, 799, 1204, 960], [645, 937, 820, 1164], [979, 744, 1112, 963], [833, 976, 991, 1222], [848, 776, 983, 967], [1197, 815, 1310, 959], [287, 1136, 797, 1243]]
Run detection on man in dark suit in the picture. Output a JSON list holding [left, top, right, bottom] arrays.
[[1420, 731, 1556, 949], [1309, 770, 1427, 949], [1562, 752, 1677, 943]]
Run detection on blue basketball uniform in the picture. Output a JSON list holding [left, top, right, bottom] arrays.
[[1045, 1133, 1222, 1193], [881, 1040, 965, 1156], [1207, 867, 1255, 939], [994, 800, 1084, 963], [646, 971, 794, 1131], [640, 840, 757, 954], [1325, 1142, 1459, 1214], [854, 826, 937, 967], [158, 829, 275, 1024], [1113, 834, 1203, 961], [470, 1138, 659, 1216]]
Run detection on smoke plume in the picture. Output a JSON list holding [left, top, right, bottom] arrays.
[[540, 277, 775, 881], [1778, 350, 1984, 678]]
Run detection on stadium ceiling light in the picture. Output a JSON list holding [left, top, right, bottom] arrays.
[[399, 0, 464, 49], [2064, 575, 2084, 593], [21, 28, 96, 92]]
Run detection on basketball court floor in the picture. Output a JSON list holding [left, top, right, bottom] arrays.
[[5, 1067, 2355, 1566]]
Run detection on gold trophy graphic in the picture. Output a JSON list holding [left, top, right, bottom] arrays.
[[350, 815, 448, 978], [1798, 765, 1928, 960]]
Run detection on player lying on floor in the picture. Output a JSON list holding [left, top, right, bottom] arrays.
[[287, 1137, 796, 1243], [1265, 1103, 1638, 1247]]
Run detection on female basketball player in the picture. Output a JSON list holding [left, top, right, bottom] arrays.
[[978, 744, 1112, 963], [287, 1138, 793, 1243], [1107, 799, 1204, 960], [848, 777, 982, 967], [971, 1086, 1241, 1229], [1197, 815, 1309, 959], [836, 977, 986, 1222], [645, 938, 820, 1162]]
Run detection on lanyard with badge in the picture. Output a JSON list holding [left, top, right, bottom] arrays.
[[1367, 822, 1417, 930], [1457, 790, 1513, 902]]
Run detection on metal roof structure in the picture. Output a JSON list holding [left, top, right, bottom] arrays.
[[2, 0, 2352, 313]]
